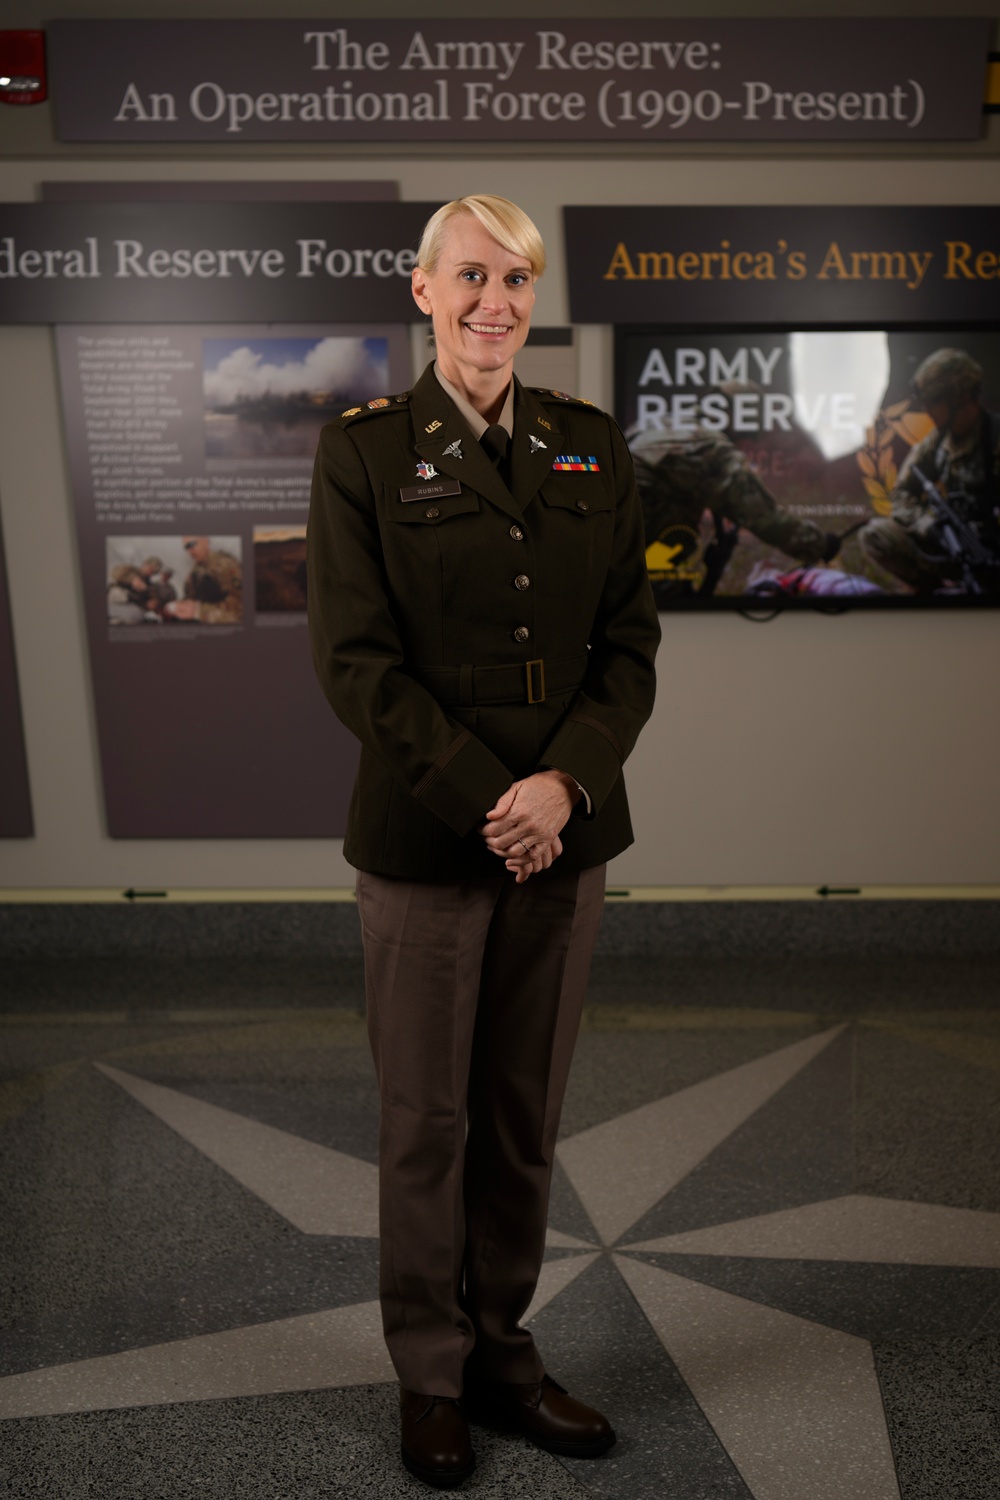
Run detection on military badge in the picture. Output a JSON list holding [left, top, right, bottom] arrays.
[[551, 390, 571, 400], [529, 436, 547, 453], [442, 440, 464, 459], [367, 397, 391, 409], [551, 455, 600, 472], [416, 462, 439, 480], [342, 406, 362, 417], [425, 419, 442, 433], [400, 476, 462, 502]]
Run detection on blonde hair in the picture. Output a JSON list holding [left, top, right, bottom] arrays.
[[416, 195, 546, 278]]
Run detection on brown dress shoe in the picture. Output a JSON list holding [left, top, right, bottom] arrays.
[[399, 1388, 475, 1488], [465, 1373, 615, 1458]]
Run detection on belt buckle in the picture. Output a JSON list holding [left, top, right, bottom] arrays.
[[525, 658, 545, 704]]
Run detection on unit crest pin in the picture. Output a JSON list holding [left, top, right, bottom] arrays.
[[416, 462, 438, 480]]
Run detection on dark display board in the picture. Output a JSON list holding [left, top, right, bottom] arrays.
[[47, 19, 988, 143], [56, 322, 411, 837], [0, 201, 436, 324], [617, 328, 1000, 609], [565, 206, 1000, 327], [0, 514, 33, 837]]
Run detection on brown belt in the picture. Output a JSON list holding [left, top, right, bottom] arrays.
[[415, 652, 589, 707]]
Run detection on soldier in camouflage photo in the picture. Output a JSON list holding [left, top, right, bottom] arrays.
[[164, 535, 243, 624], [860, 348, 1000, 595], [628, 417, 844, 602]]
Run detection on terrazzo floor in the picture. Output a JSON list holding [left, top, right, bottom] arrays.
[[2, 944, 998, 1498]]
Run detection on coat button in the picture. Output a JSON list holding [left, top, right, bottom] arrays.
[[576, 499, 589, 512], [509, 525, 524, 541], [425, 506, 440, 518], [514, 574, 531, 591], [513, 626, 530, 643]]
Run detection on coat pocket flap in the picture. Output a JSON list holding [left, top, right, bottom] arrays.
[[391, 489, 480, 524], [540, 481, 613, 516]]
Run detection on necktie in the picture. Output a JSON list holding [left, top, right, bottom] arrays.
[[480, 423, 511, 489]]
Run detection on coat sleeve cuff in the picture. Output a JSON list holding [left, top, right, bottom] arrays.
[[412, 731, 513, 837], [540, 714, 624, 816]]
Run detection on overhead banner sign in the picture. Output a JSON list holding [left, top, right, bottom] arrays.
[[0, 201, 436, 324], [564, 206, 1000, 325], [48, 19, 988, 144]]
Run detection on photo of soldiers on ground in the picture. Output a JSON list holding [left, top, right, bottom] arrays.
[[617, 331, 1000, 607], [105, 536, 243, 626], [106, 552, 176, 625], [253, 527, 307, 613]]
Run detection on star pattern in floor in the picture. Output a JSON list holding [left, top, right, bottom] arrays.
[[3, 999, 998, 1499]]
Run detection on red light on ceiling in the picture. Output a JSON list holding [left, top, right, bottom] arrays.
[[0, 31, 47, 106]]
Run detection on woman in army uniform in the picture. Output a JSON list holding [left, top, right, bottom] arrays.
[[308, 196, 659, 1488]]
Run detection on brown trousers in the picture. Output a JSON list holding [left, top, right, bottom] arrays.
[[355, 862, 606, 1398]]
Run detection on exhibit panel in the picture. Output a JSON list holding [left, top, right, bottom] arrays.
[[0, 0, 998, 887], [56, 321, 415, 837], [617, 328, 1000, 608]]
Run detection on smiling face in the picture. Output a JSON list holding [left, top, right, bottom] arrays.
[[411, 213, 535, 405]]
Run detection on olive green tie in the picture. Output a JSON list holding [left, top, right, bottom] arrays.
[[480, 423, 511, 489]]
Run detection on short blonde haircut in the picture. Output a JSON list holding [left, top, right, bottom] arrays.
[[416, 195, 546, 278]]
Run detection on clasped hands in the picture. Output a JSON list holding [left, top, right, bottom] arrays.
[[479, 769, 581, 884]]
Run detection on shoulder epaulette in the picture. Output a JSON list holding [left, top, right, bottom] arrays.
[[530, 387, 600, 409], [339, 393, 410, 423]]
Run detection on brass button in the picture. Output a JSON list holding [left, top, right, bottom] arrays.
[[513, 626, 530, 644], [509, 525, 524, 541], [514, 574, 531, 591], [425, 506, 440, 519], [576, 499, 589, 513]]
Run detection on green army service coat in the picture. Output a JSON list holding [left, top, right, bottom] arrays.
[[307, 362, 660, 881]]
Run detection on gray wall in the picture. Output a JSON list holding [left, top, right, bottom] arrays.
[[1, 1, 998, 893]]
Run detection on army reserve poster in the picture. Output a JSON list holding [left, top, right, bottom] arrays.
[[57, 322, 410, 837], [616, 329, 1000, 609]]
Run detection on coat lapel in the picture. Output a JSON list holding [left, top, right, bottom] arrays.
[[409, 366, 521, 521], [510, 381, 564, 510]]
